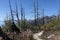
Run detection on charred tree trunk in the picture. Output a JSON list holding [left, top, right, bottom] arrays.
[[15, 1, 20, 27], [42, 9, 44, 25], [20, 0, 26, 30], [34, 0, 39, 26], [9, 0, 20, 40], [9, 0, 14, 22], [36, 0, 39, 26], [34, 0, 37, 26]]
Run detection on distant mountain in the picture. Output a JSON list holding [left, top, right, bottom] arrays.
[[28, 15, 57, 25]]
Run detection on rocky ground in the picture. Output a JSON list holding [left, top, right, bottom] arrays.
[[0, 30, 60, 40]]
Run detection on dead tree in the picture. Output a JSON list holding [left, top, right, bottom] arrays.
[[34, 0, 39, 26], [36, 0, 39, 26], [34, 0, 37, 26], [20, 0, 25, 21], [42, 9, 44, 25], [20, 0, 26, 30], [9, 0, 20, 40], [15, 1, 20, 27], [9, 0, 14, 22], [9, 0, 20, 32]]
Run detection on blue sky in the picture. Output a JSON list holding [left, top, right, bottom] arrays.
[[0, 0, 60, 25]]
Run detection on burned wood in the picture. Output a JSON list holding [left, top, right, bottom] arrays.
[[9, 0, 20, 33], [34, 0, 37, 26], [9, 0, 14, 22], [34, 0, 39, 26], [42, 9, 44, 25], [15, 0, 20, 27], [20, 0, 26, 30], [36, 0, 39, 26]]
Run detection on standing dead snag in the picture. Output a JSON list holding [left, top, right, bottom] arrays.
[[20, 0, 24, 21], [34, 0, 39, 26], [9, 0, 14, 22], [34, 0, 37, 25], [9, 0, 20, 33], [15, 1, 20, 27], [36, 0, 39, 26], [42, 9, 44, 25], [9, 0, 20, 40], [20, 0, 26, 30]]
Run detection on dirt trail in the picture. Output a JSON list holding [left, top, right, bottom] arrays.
[[33, 31, 44, 40]]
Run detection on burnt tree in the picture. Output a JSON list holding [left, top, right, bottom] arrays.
[[42, 9, 44, 25], [36, 0, 39, 26], [34, 0, 39, 26], [20, 0, 26, 30], [8, 0, 20, 35], [15, 1, 20, 27], [34, 0, 37, 26]]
